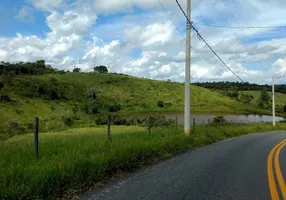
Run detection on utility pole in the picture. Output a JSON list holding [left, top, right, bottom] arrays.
[[272, 76, 275, 127], [184, 0, 191, 136]]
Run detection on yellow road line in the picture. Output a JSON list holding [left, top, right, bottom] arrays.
[[274, 140, 286, 199], [267, 139, 286, 200]]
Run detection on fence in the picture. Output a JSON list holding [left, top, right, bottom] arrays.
[[31, 114, 237, 160]]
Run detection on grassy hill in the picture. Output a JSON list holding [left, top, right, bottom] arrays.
[[239, 90, 286, 106], [0, 72, 275, 139]]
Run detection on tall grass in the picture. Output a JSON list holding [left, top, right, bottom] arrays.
[[1, 124, 285, 199]]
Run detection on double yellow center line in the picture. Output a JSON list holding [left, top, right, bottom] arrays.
[[268, 139, 286, 200]]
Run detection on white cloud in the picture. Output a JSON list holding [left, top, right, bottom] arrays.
[[15, 6, 35, 23], [1, 0, 286, 84], [124, 21, 174, 48], [29, 0, 64, 11], [93, 0, 175, 14], [46, 10, 97, 36], [273, 59, 286, 73]]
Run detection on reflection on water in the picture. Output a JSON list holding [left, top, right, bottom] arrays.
[[137, 113, 285, 125]]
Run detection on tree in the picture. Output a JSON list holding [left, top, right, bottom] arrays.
[[283, 104, 286, 113], [84, 88, 102, 99], [257, 90, 271, 109], [73, 67, 81, 73], [94, 65, 108, 73], [228, 89, 238, 100], [157, 101, 165, 107], [239, 93, 254, 104], [260, 90, 270, 102]]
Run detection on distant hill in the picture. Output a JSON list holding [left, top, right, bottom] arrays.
[[0, 65, 283, 140], [193, 81, 286, 94]]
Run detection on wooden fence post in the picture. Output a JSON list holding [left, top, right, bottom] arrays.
[[148, 115, 151, 136], [107, 114, 111, 140], [34, 117, 39, 160], [175, 116, 178, 131], [193, 118, 195, 131]]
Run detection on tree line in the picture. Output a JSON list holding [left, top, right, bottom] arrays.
[[193, 81, 286, 94], [0, 60, 57, 76], [0, 61, 109, 76]]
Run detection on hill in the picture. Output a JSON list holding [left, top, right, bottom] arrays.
[[0, 72, 276, 140], [193, 81, 286, 94]]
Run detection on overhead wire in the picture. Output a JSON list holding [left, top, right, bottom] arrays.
[[156, 0, 218, 71], [221, 0, 274, 71], [193, 22, 286, 29], [175, 0, 244, 82]]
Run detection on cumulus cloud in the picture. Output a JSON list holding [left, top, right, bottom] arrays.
[[46, 9, 97, 36], [28, 0, 64, 11], [15, 6, 35, 23], [124, 21, 174, 47], [0, 0, 286, 84], [273, 59, 286, 73]]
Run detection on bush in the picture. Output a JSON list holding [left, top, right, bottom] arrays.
[[83, 101, 103, 114], [213, 116, 227, 125], [73, 67, 81, 73], [62, 116, 74, 127], [144, 114, 175, 128], [0, 95, 11, 102], [7, 121, 26, 135], [157, 101, 165, 108], [0, 81, 4, 90], [108, 103, 121, 112], [95, 115, 107, 125]]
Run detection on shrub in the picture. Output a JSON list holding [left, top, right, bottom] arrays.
[[157, 101, 165, 108], [62, 116, 74, 127], [95, 115, 107, 125], [0, 95, 11, 102], [144, 114, 175, 128], [213, 116, 227, 125], [0, 81, 4, 90], [108, 103, 121, 112], [73, 67, 81, 73], [7, 121, 26, 135]]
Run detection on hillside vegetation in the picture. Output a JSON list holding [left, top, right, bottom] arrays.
[[0, 68, 281, 139]]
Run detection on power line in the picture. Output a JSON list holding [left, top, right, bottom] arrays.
[[175, 0, 244, 82], [157, 0, 218, 69], [221, 0, 275, 71], [194, 22, 286, 29], [157, 0, 183, 34]]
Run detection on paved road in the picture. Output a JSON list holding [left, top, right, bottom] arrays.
[[80, 131, 286, 200]]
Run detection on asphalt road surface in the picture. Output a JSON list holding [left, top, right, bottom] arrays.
[[80, 131, 286, 200]]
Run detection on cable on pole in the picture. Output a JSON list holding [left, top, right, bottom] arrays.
[[175, 0, 244, 82]]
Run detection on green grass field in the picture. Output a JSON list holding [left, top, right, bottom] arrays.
[[1, 123, 286, 199], [0, 73, 273, 139]]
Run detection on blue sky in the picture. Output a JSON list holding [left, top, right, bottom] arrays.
[[0, 0, 285, 84]]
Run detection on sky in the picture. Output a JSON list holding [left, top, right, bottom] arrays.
[[0, 0, 286, 84]]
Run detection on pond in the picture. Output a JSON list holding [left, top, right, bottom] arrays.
[[135, 113, 286, 125]]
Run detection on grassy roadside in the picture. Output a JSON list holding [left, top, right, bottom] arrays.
[[1, 123, 286, 199]]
